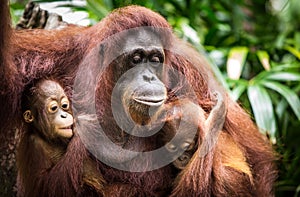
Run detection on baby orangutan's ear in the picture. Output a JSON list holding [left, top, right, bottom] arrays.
[[23, 110, 34, 123]]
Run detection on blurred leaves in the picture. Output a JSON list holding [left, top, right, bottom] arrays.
[[248, 84, 276, 141], [257, 50, 270, 71], [263, 81, 300, 120], [227, 47, 248, 80]]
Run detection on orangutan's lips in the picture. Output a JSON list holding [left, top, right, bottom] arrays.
[[59, 125, 73, 130], [134, 97, 165, 106]]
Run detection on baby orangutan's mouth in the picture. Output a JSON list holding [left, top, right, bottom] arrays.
[[60, 125, 72, 130], [57, 124, 74, 138]]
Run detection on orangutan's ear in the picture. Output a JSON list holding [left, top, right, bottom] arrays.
[[23, 110, 34, 123]]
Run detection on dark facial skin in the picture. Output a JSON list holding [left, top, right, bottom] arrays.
[[113, 30, 167, 124], [162, 92, 226, 170], [160, 103, 198, 170], [23, 80, 74, 140], [164, 119, 197, 153], [164, 120, 196, 170], [92, 30, 169, 164]]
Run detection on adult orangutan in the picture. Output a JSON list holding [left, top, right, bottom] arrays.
[[0, 1, 276, 196], [18, 79, 105, 197]]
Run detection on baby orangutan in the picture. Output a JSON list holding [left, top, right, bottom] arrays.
[[22, 79, 74, 141], [17, 79, 104, 197], [159, 91, 226, 170]]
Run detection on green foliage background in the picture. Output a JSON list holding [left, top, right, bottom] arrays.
[[10, 0, 300, 196]]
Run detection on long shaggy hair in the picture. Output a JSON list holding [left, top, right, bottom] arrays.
[[0, 2, 277, 196]]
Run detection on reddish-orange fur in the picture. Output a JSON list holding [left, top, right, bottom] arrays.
[[0, 2, 276, 196]]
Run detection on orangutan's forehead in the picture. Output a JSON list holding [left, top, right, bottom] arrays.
[[122, 30, 163, 52], [38, 80, 65, 98]]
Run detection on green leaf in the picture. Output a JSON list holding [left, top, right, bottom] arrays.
[[247, 85, 276, 142], [275, 33, 286, 49], [253, 70, 269, 82], [86, 0, 111, 19], [284, 45, 300, 60], [230, 82, 247, 101], [257, 50, 271, 70], [271, 62, 300, 71], [262, 81, 300, 120], [295, 184, 300, 197], [265, 72, 300, 81], [181, 22, 201, 44], [276, 99, 288, 120], [295, 32, 300, 51], [226, 47, 249, 80]]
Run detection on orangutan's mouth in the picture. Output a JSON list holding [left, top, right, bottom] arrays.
[[59, 124, 73, 130], [133, 97, 165, 106]]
